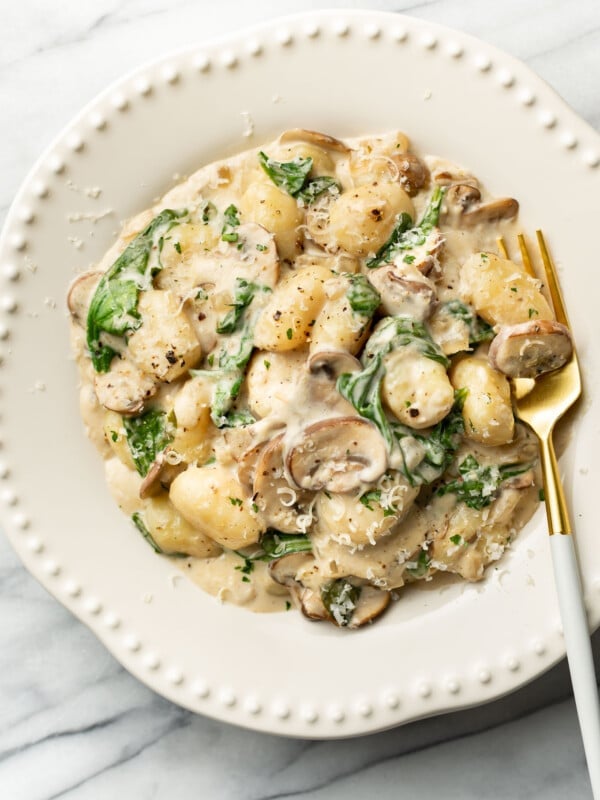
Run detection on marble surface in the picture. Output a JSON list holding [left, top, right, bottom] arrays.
[[1, 0, 599, 797]]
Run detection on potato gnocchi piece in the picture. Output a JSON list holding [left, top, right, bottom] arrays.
[[307, 181, 414, 257], [246, 350, 306, 419], [240, 180, 304, 261], [169, 463, 264, 549], [450, 356, 514, 446], [460, 252, 553, 326], [127, 290, 202, 382], [253, 265, 333, 351], [382, 349, 455, 429], [144, 495, 222, 558], [309, 276, 372, 355], [316, 478, 419, 547]]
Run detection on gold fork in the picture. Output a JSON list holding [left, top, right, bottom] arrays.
[[498, 231, 600, 795]]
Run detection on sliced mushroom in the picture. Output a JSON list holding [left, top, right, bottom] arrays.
[[367, 266, 435, 321], [67, 271, 101, 324], [462, 197, 519, 226], [503, 468, 535, 490], [268, 552, 328, 620], [253, 435, 312, 533], [488, 319, 573, 378], [348, 586, 391, 628], [391, 152, 429, 196], [433, 170, 479, 188], [139, 447, 186, 499], [279, 128, 351, 153], [237, 441, 268, 495], [307, 350, 361, 380], [445, 183, 482, 212], [93, 357, 157, 415], [286, 417, 387, 493]]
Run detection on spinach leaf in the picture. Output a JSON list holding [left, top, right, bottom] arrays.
[[359, 489, 396, 517], [261, 532, 313, 559], [347, 274, 381, 317], [296, 176, 340, 204], [132, 512, 186, 557], [338, 317, 449, 450], [192, 328, 255, 427], [406, 548, 431, 578], [258, 151, 313, 195], [221, 204, 240, 243], [443, 299, 494, 346], [87, 208, 187, 372], [338, 351, 393, 448], [220, 409, 256, 428], [366, 186, 444, 268], [392, 389, 466, 486], [216, 278, 271, 335], [123, 408, 174, 477], [437, 454, 531, 509], [321, 579, 361, 627], [258, 151, 340, 205]]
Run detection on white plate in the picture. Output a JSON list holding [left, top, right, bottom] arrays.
[[1, 9, 599, 738]]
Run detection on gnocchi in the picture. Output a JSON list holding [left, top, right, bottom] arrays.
[[70, 129, 557, 628]]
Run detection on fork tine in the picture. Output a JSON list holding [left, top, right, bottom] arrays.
[[497, 237, 508, 259], [517, 234, 536, 278], [536, 230, 570, 328]]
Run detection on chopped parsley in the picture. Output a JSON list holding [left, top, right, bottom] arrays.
[[229, 496, 243, 506], [286, 327, 293, 340], [438, 455, 531, 510], [173, 241, 182, 254], [221, 204, 240, 243], [406, 549, 431, 578]]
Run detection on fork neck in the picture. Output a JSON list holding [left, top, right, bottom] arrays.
[[539, 434, 572, 535]]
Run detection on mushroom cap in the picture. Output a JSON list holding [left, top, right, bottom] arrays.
[[139, 447, 186, 499], [391, 152, 429, 196], [307, 350, 361, 380], [488, 319, 573, 378], [268, 551, 314, 585], [279, 128, 351, 153], [462, 197, 519, 225], [286, 417, 388, 493], [367, 266, 435, 321], [93, 357, 157, 416], [67, 271, 101, 324], [268, 553, 329, 620], [237, 440, 268, 495], [444, 183, 482, 212], [253, 435, 312, 533], [347, 586, 391, 628]]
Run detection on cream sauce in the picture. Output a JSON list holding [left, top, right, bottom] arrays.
[[70, 130, 546, 622]]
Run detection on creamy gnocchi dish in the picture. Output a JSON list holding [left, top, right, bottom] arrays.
[[69, 129, 572, 628]]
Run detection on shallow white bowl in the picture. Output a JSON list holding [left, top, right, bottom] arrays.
[[1, 9, 599, 737]]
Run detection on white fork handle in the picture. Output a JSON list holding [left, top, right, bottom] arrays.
[[551, 533, 600, 797]]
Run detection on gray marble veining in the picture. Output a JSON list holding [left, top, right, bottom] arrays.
[[1, 1, 599, 798]]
